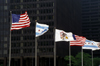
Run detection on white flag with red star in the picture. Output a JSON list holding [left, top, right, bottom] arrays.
[[82, 39, 100, 51], [36, 22, 49, 37]]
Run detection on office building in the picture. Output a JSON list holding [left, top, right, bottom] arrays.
[[0, 0, 81, 66], [81, 0, 100, 56]]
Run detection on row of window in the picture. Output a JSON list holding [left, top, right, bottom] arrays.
[[11, 35, 53, 41], [82, 15, 100, 18], [12, 15, 54, 21], [38, 41, 54, 46], [10, 0, 52, 3], [0, 0, 7, 4], [38, 48, 53, 52], [11, 41, 54, 47], [10, 3, 53, 9], [11, 34, 53, 41], [11, 48, 53, 54], [11, 26, 53, 35]]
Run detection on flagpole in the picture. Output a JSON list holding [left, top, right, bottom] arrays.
[[9, 11, 12, 66], [92, 50, 93, 66], [54, 27, 56, 66], [81, 48, 83, 66], [69, 43, 71, 66], [35, 20, 37, 66]]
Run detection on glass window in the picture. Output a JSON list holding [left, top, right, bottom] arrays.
[[4, 0, 7, 3], [0, 6, 3, 11], [39, 2, 53, 7], [4, 43, 7, 48], [4, 50, 7, 54], [0, 50, 2, 54], [21, 0, 23, 2], [20, 5, 23, 9], [4, 37, 7, 41], [0, 0, 4, 4], [20, 49, 23, 53]]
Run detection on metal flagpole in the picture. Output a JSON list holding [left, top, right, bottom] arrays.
[[69, 43, 71, 66], [9, 11, 12, 66], [81, 48, 83, 66], [35, 20, 37, 66], [54, 27, 56, 66], [92, 50, 93, 66]]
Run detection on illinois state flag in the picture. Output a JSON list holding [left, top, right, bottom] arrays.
[[36, 22, 49, 37], [11, 11, 30, 31], [82, 39, 100, 50], [70, 35, 86, 46], [55, 29, 75, 42]]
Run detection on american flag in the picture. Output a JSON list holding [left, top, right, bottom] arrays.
[[11, 11, 30, 31], [70, 35, 86, 46]]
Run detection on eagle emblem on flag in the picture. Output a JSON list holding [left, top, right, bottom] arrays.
[[60, 32, 68, 40]]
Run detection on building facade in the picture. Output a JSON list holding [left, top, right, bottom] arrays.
[[81, 0, 100, 57], [0, 0, 81, 66]]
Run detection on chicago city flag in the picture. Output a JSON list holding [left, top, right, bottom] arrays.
[[36, 22, 49, 37], [70, 35, 86, 46], [82, 39, 100, 50], [55, 29, 76, 42], [11, 11, 30, 31]]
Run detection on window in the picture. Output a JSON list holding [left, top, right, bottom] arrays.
[[4, 6, 7, 10], [11, 36, 20, 41], [11, 49, 20, 54], [4, 37, 7, 41], [4, 43, 7, 48], [39, 2, 53, 7], [39, 9, 53, 14], [39, 48, 53, 52], [4, 50, 7, 54], [23, 42, 33, 47], [39, 0, 49, 1], [23, 0, 36, 2], [39, 15, 53, 20], [23, 4, 36, 9], [10, 0, 20, 3], [23, 49, 32, 53]]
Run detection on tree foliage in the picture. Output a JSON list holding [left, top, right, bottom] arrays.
[[64, 52, 92, 66], [93, 57, 100, 66]]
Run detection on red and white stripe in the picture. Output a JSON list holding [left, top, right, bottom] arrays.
[[70, 35, 86, 46], [11, 11, 30, 31]]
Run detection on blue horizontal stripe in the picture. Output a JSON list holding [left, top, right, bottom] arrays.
[[83, 45, 98, 48], [36, 25, 48, 29], [86, 40, 94, 43], [36, 32, 40, 35]]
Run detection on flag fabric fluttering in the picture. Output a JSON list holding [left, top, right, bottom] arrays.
[[36, 22, 49, 37], [70, 35, 86, 46], [11, 11, 30, 31], [82, 39, 100, 50], [55, 29, 76, 42]]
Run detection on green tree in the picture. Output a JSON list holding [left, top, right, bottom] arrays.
[[74, 52, 91, 66], [64, 52, 92, 66], [93, 57, 100, 66], [64, 55, 75, 66], [0, 64, 3, 66]]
